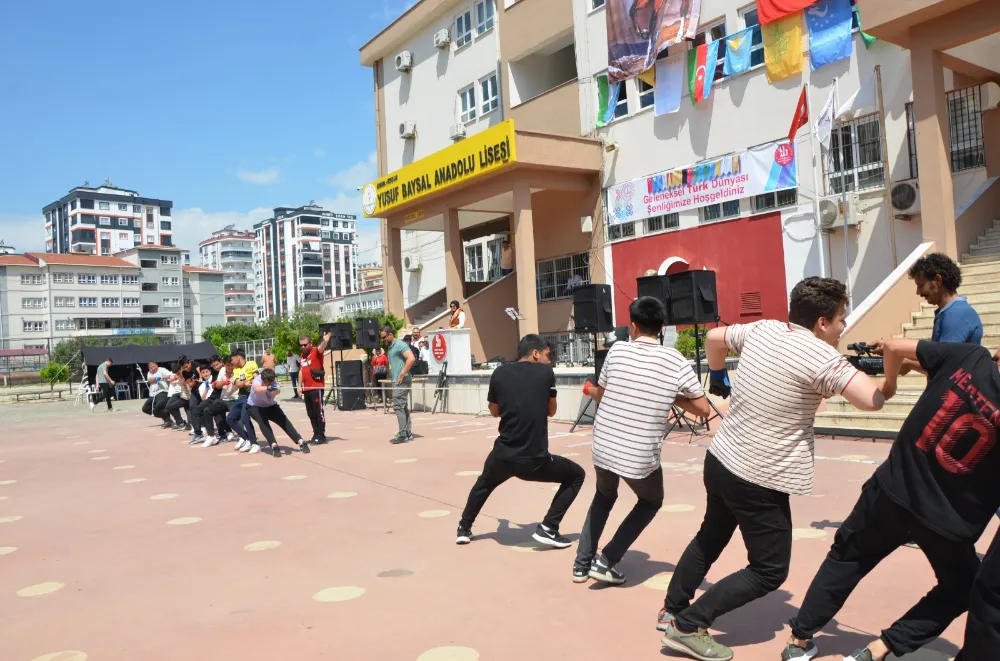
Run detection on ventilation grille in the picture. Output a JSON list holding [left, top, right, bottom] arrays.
[[740, 291, 762, 316]]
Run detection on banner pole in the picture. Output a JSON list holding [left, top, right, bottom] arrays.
[[835, 77, 854, 313], [807, 78, 828, 279]]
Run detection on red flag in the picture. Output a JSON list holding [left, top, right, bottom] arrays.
[[757, 0, 816, 24], [788, 85, 809, 142]]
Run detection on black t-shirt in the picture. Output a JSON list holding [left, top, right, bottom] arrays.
[[487, 361, 557, 464], [876, 341, 1000, 542]]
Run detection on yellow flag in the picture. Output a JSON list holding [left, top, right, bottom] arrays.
[[637, 67, 656, 87], [762, 11, 803, 83]]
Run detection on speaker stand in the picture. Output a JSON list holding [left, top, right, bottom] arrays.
[[569, 332, 601, 433], [678, 320, 725, 441], [323, 348, 346, 411]]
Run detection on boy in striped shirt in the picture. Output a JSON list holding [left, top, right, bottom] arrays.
[[573, 296, 709, 585]]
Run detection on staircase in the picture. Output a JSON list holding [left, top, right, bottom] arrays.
[[816, 220, 1000, 438]]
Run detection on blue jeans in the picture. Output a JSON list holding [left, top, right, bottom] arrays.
[[290, 372, 299, 396], [226, 397, 255, 442]]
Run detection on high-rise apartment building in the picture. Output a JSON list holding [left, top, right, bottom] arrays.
[[253, 204, 359, 320], [199, 226, 257, 325], [42, 181, 174, 255]]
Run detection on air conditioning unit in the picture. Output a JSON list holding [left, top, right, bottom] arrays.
[[433, 29, 451, 49], [403, 254, 422, 272], [394, 50, 413, 72], [891, 180, 921, 217], [449, 123, 467, 141], [818, 194, 860, 230], [399, 121, 417, 139]]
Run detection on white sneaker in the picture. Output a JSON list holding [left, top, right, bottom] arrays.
[[235, 438, 248, 452], [201, 435, 216, 448], [248, 444, 261, 454], [239, 441, 252, 452]]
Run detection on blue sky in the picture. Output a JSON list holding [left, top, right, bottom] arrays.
[[0, 0, 413, 263]]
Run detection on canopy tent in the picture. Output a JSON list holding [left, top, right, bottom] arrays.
[[81, 341, 218, 368]]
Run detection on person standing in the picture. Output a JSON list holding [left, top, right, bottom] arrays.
[[500, 239, 514, 277], [261, 347, 277, 371], [573, 297, 709, 585], [94, 357, 115, 412], [381, 326, 416, 444], [448, 300, 466, 329], [142, 360, 173, 428], [286, 351, 301, 399], [299, 331, 332, 446], [247, 368, 308, 458], [658, 278, 889, 661], [456, 335, 586, 547]]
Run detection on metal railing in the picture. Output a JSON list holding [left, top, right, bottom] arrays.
[[826, 113, 885, 194], [540, 332, 596, 366], [947, 85, 986, 173]]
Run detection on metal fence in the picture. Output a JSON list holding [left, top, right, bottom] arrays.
[[947, 85, 986, 173], [227, 338, 277, 364], [541, 332, 596, 366]]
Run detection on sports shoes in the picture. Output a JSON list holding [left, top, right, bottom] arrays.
[[190, 435, 203, 445], [842, 650, 875, 661], [201, 435, 219, 448], [456, 526, 473, 545], [239, 441, 252, 453], [656, 609, 677, 632], [589, 555, 626, 585], [660, 623, 734, 661], [312, 435, 328, 445], [390, 433, 412, 445], [172, 423, 186, 431], [271, 445, 281, 458], [235, 438, 249, 452], [780, 642, 819, 660], [248, 444, 261, 454], [295, 439, 310, 454], [532, 524, 572, 549], [188, 427, 197, 436], [227, 431, 238, 443], [572, 566, 589, 583], [160, 421, 173, 429]]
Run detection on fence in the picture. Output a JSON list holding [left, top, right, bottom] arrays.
[[540, 332, 597, 366], [227, 338, 277, 364]]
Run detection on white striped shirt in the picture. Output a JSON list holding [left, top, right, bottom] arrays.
[[592, 338, 704, 479], [709, 320, 858, 496]]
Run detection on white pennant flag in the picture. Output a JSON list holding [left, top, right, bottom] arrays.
[[654, 53, 685, 116], [815, 87, 836, 150], [837, 72, 877, 120]]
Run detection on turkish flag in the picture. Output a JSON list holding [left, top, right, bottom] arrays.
[[757, 0, 817, 24], [788, 85, 809, 142]]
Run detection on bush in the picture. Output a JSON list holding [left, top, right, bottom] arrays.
[[39, 362, 70, 392], [673, 327, 706, 359]]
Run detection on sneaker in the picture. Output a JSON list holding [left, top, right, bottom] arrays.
[[780, 642, 819, 660], [190, 435, 203, 445], [390, 433, 411, 445], [842, 650, 875, 661], [296, 439, 310, 454], [656, 609, 677, 632], [201, 435, 217, 448], [312, 435, 328, 445], [660, 623, 733, 661], [183, 424, 193, 432], [188, 427, 197, 436], [270, 445, 281, 457], [572, 566, 589, 583], [227, 432, 238, 443], [589, 555, 626, 585], [456, 526, 473, 545], [160, 421, 173, 429], [532, 524, 572, 549], [172, 423, 186, 431], [248, 444, 261, 455], [235, 438, 249, 452], [239, 441, 253, 453]]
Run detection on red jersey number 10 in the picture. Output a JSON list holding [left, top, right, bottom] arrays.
[[915, 390, 997, 474]]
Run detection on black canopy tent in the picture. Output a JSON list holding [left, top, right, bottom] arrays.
[[82, 341, 218, 399]]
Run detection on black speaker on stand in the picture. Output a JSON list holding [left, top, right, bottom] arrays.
[[355, 318, 380, 350], [572, 284, 613, 333]]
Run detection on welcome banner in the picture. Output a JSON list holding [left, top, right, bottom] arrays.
[[606, 140, 798, 225]]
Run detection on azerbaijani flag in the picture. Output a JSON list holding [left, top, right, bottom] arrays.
[[687, 40, 720, 105]]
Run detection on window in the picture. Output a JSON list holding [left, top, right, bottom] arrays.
[[133, 205, 142, 213], [142, 282, 159, 292], [739, 6, 766, 69], [124, 297, 140, 307], [947, 86, 986, 173], [79, 297, 98, 307], [22, 297, 44, 308], [80, 199, 94, 210], [23, 321, 45, 332], [607, 222, 637, 241], [71, 200, 78, 210], [118, 203, 128, 211], [827, 114, 885, 193], [122, 275, 139, 285], [592, 0, 605, 8], [160, 207, 171, 217], [465, 244, 485, 282], [161, 276, 179, 287], [77, 273, 97, 285], [55, 319, 74, 331], [693, 21, 727, 82], [645, 213, 680, 233], [536, 253, 591, 302], [102, 297, 120, 307], [700, 200, 742, 223], [140, 259, 157, 269], [598, 73, 628, 120], [905, 102, 918, 179], [99, 201, 110, 210], [752, 188, 799, 213], [459, 85, 477, 123], [163, 297, 181, 308], [133, 219, 141, 228], [160, 255, 179, 265], [161, 221, 172, 231], [146, 238, 154, 245], [455, 10, 473, 47], [184, 298, 191, 308], [20, 274, 43, 285], [475, 0, 494, 34], [53, 272, 73, 283], [54, 297, 74, 307], [146, 220, 154, 229], [99, 217, 111, 226], [480, 73, 499, 114], [638, 78, 655, 110], [118, 218, 129, 227], [100, 274, 119, 285]]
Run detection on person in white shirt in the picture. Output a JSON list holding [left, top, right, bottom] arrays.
[[657, 277, 890, 661], [418, 340, 430, 363], [142, 361, 173, 428]]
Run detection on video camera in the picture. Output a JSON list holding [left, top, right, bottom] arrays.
[[845, 342, 884, 376]]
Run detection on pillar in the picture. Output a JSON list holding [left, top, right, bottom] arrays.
[[513, 183, 539, 336], [384, 223, 404, 319], [443, 208, 465, 309], [910, 42, 958, 258]]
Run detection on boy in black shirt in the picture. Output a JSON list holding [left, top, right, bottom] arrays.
[[456, 335, 586, 548], [781, 338, 1000, 661]]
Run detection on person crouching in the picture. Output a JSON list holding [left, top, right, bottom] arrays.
[[247, 368, 308, 458]]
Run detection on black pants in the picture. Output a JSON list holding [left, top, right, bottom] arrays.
[[789, 477, 980, 658], [459, 448, 586, 531], [249, 405, 302, 448], [194, 398, 231, 436], [666, 451, 792, 632], [956, 528, 1000, 661], [575, 466, 664, 570], [164, 395, 188, 425], [99, 383, 114, 410], [303, 388, 325, 439], [142, 392, 169, 420]]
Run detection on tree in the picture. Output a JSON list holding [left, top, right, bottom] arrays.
[[40, 362, 70, 392]]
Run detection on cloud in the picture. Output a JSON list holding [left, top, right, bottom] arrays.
[[313, 147, 328, 158], [0, 212, 46, 253], [236, 167, 280, 185], [326, 152, 378, 190], [171, 206, 274, 255]]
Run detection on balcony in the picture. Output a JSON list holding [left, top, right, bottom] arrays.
[[298, 215, 322, 226], [301, 282, 323, 291], [301, 265, 324, 278], [510, 78, 581, 136], [143, 305, 159, 314], [501, 0, 573, 64]]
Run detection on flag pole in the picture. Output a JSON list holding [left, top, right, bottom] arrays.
[[835, 77, 854, 313], [875, 64, 898, 268], [807, 79, 828, 279]]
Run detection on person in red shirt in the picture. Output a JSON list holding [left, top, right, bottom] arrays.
[[370, 347, 389, 403], [299, 331, 331, 446]]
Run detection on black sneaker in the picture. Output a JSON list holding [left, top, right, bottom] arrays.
[[532, 524, 572, 549], [780, 642, 818, 660], [271, 445, 282, 458], [589, 555, 626, 585], [296, 439, 310, 454], [390, 434, 411, 445], [172, 423, 185, 431], [312, 435, 328, 445], [456, 526, 473, 545], [160, 421, 172, 429], [572, 566, 589, 583]]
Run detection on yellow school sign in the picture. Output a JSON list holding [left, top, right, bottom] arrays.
[[361, 120, 517, 218]]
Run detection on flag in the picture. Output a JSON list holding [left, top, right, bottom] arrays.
[[596, 75, 610, 128], [789, 85, 809, 142], [602, 80, 622, 125], [723, 27, 754, 77], [854, 5, 877, 49], [837, 72, 876, 120], [637, 67, 656, 88], [806, 0, 853, 70], [815, 86, 836, 149], [654, 53, 684, 116], [757, 0, 818, 25], [763, 12, 804, 83], [687, 40, 720, 104]]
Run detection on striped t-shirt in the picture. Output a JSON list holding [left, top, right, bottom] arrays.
[[592, 338, 704, 479], [709, 320, 858, 496]]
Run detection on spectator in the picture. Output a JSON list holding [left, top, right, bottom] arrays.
[[261, 348, 277, 371], [381, 326, 416, 444], [500, 239, 514, 277], [286, 351, 301, 399], [448, 300, 466, 329]]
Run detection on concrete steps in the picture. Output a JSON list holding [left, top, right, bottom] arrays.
[[906, 311, 1000, 330], [824, 394, 920, 415]]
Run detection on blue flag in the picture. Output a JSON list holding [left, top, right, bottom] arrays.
[[723, 27, 753, 77], [806, 0, 854, 70], [602, 81, 621, 124]]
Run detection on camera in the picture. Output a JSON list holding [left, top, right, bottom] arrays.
[[845, 342, 884, 376]]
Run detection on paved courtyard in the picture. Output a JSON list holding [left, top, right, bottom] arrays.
[[0, 398, 991, 661]]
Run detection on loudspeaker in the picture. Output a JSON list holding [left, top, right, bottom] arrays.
[[573, 284, 613, 333], [668, 270, 718, 325], [335, 360, 366, 411], [323, 323, 353, 351], [636, 274, 671, 304], [355, 317, 380, 350]]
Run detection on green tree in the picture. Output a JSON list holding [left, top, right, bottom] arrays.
[[39, 362, 70, 392], [673, 327, 706, 359]]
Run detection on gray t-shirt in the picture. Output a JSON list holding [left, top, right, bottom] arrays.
[[286, 354, 300, 373], [387, 340, 412, 380], [96, 363, 111, 385]]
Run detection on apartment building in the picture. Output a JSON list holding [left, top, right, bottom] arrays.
[[358, 263, 385, 291], [183, 266, 226, 342], [320, 286, 386, 322], [199, 226, 257, 324], [42, 181, 174, 255], [253, 204, 359, 320]]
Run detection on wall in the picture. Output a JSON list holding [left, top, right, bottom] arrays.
[[402, 229, 447, 307], [609, 212, 789, 325], [508, 44, 577, 106], [461, 274, 518, 360]]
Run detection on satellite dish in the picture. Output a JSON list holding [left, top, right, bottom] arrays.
[[819, 198, 839, 228]]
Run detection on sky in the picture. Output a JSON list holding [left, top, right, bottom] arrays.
[[0, 0, 416, 265]]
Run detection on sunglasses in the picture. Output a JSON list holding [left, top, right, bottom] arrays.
[[299, 343, 309, 348]]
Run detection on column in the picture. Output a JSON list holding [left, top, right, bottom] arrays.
[[513, 183, 538, 336], [384, 223, 404, 319], [910, 43, 958, 258], [443, 208, 464, 307]]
